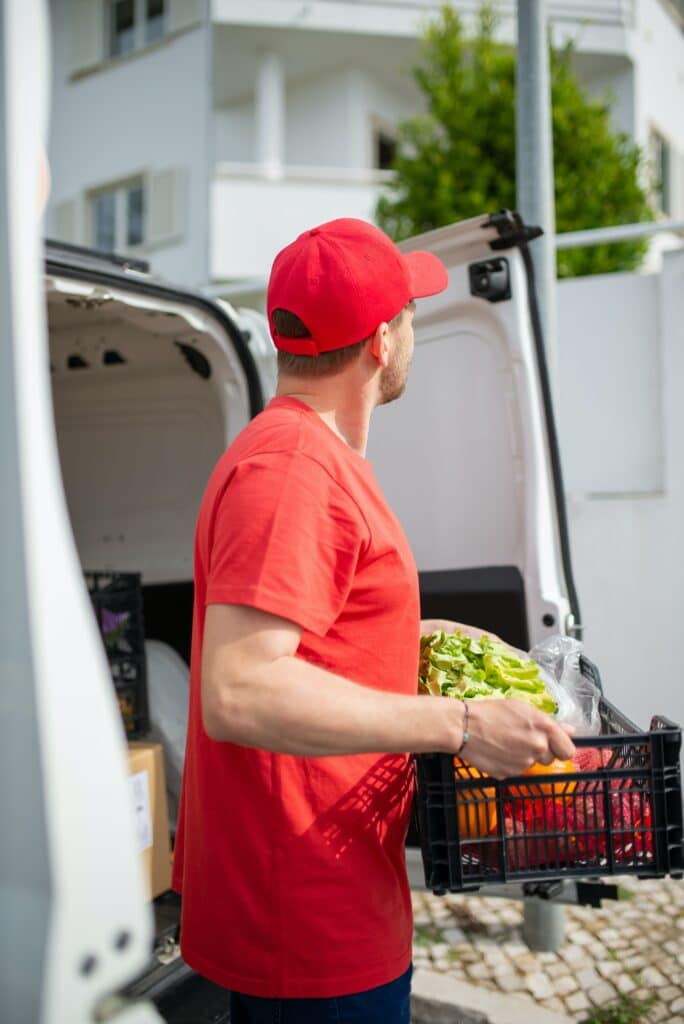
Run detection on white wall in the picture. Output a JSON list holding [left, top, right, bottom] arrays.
[[47, 0, 210, 288], [556, 271, 663, 495], [215, 66, 422, 170], [350, 70, 421, 167], [631, 0, 684, 153], [210, 170, 385, 279], [286, 70, 361, 168], [287, 68, 421, 168], [215, 104, 254, 163], [582, 65, 635, 139], [559, 249, 684, 733]]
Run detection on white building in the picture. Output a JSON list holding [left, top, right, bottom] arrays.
[[48, 0, 684, 300]]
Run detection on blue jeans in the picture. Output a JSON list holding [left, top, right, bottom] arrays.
[[229, 965, 412, 1023]]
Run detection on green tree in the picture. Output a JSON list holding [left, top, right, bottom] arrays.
[[376, 4, 654, 277]]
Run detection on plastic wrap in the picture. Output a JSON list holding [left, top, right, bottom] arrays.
[[145, 639, 189, 830], [530, 634, 601, 735]]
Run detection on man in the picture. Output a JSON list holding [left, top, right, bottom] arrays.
[[171, 218, 575, 1023]]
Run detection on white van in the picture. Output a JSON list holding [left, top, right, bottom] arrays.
[[2, 4, 585, 1020], [37, 214, 582, 1023]]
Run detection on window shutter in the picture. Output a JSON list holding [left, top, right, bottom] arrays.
[[166, 0, 204, 34], [55, 199, 77, 244], [69, 0, 105, 75], [146, 168, 186, 246]]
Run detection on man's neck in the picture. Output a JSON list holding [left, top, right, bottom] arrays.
[[276, 378, 374, 457]]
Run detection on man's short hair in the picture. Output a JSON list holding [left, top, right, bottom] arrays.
[[272, 309, 370, 378], [272, 304, 409, 379]]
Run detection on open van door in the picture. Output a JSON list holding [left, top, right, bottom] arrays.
[[0, 2, 165, 1021], [368, 212, 581, 652]]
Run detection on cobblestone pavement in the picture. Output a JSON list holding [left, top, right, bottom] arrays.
[[411, 877, 684, 1023]]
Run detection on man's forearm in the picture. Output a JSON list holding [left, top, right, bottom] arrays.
[[201, 605, 574, 774], [203, 654, 465, 756]]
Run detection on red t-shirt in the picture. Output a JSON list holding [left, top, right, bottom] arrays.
[[172, 396, 420, 998]]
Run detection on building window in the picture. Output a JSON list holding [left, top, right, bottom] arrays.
[[91, 178, 146, 252], [108, 0, 165, 60], [126, 181, 145, 245], [146, 0, 165, 44], [93, 190, 117, 251], [375, 131, 397, 171], [109, 0, 135, 58], [651, 131, 672, 217]]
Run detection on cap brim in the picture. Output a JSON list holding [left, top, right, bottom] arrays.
[[403, 250, 449, 299]]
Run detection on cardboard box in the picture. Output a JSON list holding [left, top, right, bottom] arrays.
[[127, 741, 172, 900]]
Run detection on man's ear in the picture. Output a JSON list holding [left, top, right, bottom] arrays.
[[368, 322, 390, 368]]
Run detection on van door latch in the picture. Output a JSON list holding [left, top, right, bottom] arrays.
[[468, 258, 511, 303]]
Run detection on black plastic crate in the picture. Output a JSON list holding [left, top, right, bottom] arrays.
[[86, 571, 146, 656], [110, 655, 149, 739], [414, 665, 683, 893], [86, 571, 149, 738]]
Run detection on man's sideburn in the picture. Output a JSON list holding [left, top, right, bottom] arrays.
[[379, 316, 414, 405]]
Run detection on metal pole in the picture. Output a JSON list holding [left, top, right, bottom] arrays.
[[516, 0, 559, 404], [522, 895, 565, 952], [516, 0, 565, 952]]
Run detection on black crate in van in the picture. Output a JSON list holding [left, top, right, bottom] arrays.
[[414, 662, 684, 893], [86, 571, 149, 738]]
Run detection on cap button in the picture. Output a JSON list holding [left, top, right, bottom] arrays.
[[309, 228, 321, 236]]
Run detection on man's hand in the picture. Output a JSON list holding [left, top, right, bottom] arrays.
[[460, 698, 576, 779]]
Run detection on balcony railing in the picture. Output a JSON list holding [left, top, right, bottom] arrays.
[[310, 0, 636, 26], [210, 163, 393, 282], [212, 0, 636, 32]]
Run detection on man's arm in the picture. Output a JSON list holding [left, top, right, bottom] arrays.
[[202, 604, 575, 778]]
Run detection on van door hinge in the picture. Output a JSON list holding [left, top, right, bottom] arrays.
[[468, 257, 511, 303], [485, 209, 544, 249]]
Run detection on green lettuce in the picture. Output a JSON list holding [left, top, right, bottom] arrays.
[[419, 631, 557, 715]]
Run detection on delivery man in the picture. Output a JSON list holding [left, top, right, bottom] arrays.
[[172, 218, 575, 1023]]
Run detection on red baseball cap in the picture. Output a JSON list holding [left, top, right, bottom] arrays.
[[267, 218, 448, 356]]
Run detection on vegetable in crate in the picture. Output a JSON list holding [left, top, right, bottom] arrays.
[[453, 757, 497, 838], [419, 631, 557, 713], [453, 756, 578, 845], [419, 631, 655, 870], [423, 630, 568, 839], [507, 758, 576, 798]]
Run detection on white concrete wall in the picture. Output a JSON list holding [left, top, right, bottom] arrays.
[[558, 249, 684, 733], [215, 104, 254, 164], [210, 169, 387, 279], [211, 64, 420, 281], [556, 271, 663, 495], [286, 70, 361, 168], [353, 69, 422, 165], [582, 65, 635, 139], [215, 66, 421, 169], [47, 0, 210, 288], [631, 0, 684, 153]]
